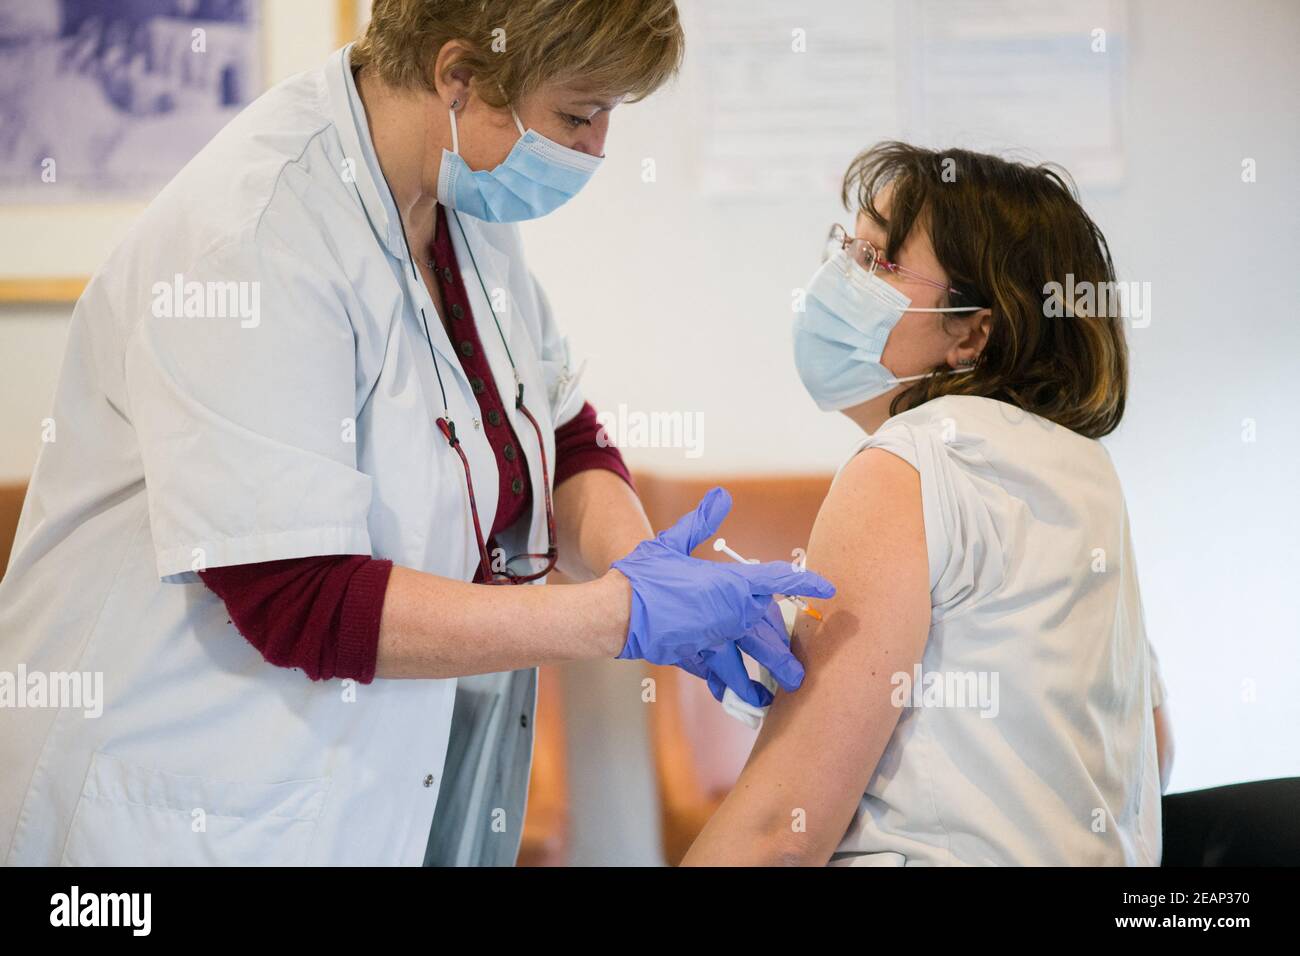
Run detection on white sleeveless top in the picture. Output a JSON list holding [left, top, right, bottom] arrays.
[[829, 396, 1165, 866]]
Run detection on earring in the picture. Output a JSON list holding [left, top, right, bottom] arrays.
[[957, 357, 976, 367]]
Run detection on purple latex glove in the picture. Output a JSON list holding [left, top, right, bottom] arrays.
[[611, 487, 833, 666], [678, 601, 802, 706]]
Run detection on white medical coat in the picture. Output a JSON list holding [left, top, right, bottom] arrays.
[[0, 45, 586, 866]]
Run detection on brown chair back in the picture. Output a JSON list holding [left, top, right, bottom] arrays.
[[0, 482, 28, 579], [635, 473, 832, 864], [517, 664, 570, 866]]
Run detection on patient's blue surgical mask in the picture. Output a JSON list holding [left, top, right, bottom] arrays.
[[437, 105, 602, 222], [793, 248, 982, 411]]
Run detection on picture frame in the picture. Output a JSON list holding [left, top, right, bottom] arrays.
[[0, 0, 364, 304]]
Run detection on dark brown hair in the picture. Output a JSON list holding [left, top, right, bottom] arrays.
[[843, 142, 1128, 438]]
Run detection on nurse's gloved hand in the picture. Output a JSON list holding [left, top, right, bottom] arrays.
[[610, 487, 834, 666], [677, 602, 803, 706], [677, 642, 773, 708]]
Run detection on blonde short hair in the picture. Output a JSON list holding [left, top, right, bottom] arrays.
[[352, 0, 684, 108]]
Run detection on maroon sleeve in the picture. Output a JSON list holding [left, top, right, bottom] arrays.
[[199, 555, 393, 683], [554, 401, 634, 491]]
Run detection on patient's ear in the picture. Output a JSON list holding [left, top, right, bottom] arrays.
[[946, 308, 992, 368]]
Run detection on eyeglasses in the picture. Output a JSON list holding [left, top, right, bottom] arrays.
[[374, 158, 561, 586], [824, 223, 969, 299], [436, 390, 558, 586], [415, 208, 558, 585]]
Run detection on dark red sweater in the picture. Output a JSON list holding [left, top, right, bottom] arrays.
[[199, 205, 631, 683]]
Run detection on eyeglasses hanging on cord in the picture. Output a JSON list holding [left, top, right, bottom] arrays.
[[378, 168, 558, 585]]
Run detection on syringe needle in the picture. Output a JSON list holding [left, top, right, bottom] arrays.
[[712, 538, 823, 620]]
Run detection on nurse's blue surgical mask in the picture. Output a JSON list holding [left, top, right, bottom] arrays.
[[793, 247, 983, 412], [437, 102, 602, 222]]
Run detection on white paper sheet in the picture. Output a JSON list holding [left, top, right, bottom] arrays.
[[692, 0, 1127, 197], [694, 0, 904, 198]]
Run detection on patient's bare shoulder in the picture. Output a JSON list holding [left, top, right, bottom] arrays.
[[794, 446, 926, 652]]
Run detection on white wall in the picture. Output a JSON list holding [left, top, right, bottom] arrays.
[[0, 0, 1295, 857]]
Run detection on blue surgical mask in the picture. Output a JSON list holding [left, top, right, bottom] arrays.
[[793, 249, 981, 411], [436, 106, 602, 222]]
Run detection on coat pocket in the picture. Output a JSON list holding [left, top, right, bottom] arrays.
[[60, 751, 329, 866], [540, 337, 586, 426]]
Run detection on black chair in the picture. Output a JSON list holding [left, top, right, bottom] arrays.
[[1162, 777, 1300, 866]]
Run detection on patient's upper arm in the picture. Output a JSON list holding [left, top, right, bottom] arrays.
[[1153, 703, 1174, 792], [736, 447, 932, 861]]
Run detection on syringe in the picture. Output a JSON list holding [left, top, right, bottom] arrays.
[[712, 537, 823, 621]]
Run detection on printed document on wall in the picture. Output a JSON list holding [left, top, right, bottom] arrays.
[[690, 0, 1127, 198], [692, 0, 904, 198], [905, 0, 1128, 186]]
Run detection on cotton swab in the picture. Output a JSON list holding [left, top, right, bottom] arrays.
[[712, 538, 823, 621]]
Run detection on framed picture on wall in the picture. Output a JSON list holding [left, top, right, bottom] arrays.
[[0, 0, 262, 203], [0, 0, 362, 302]]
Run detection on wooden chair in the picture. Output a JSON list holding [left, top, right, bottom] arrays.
[[635, 474, 832, 865], [517, 664, 570, 866], [0, 482, 26, 579]]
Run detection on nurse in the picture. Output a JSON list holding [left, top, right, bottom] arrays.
[[0, 0, 830, 866]]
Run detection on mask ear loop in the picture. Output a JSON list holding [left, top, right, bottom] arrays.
[[892, 365, 973, 385], [498, 82, 526, 137], [889, 306, 984, 383], [448, 103, 460, 155], [449, 96, 526, 157]]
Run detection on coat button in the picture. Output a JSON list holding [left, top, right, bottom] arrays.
[[471, 377, 485, 394], [487, 410, 502, 426], [519, 713, 529, 729], [423, 774, 435, 788], [460, 341, 474, 357], [441, 266, 454, 282], [450, 303, 463, 319], [511, 478, 524, 495], [503, 444, 516, 461]]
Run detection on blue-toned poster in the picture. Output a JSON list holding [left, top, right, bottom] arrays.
[[0, 0, 261, 201]]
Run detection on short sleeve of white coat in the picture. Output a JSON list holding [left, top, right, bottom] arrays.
[[845, 420, 1005, 621], [124, 239, 372, 582], [528, 272, 586, 430]]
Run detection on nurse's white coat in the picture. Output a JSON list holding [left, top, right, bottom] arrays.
[[0, 46, 584, 866]]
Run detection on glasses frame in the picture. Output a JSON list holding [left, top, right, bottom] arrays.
[[437, 391, 558, 586], [826, 223, 969, 299]]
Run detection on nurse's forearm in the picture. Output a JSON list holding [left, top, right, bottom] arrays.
[[374, 565, 631, 679], [553, 469, 653, 582]]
